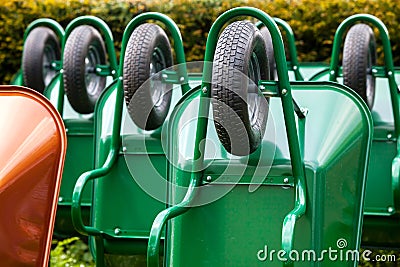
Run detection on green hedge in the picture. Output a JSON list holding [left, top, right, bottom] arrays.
[[0, 0, 146, 84], [1, 0, 400, 84]]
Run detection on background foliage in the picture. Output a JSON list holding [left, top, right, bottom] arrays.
[[50, 237, 94, 267], [1, 0, 400, 84]]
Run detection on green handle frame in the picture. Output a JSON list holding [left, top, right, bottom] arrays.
[[116, 12, 190, 95], [255, 17, 303, 81], [21, 19, 64, 86], [71, 12, 189, 238], [56, 16, 118, 115], [256, 18, 303, 81], [62, 16, 118, 74], [328, 14, 400, 213], [255, 18, 304, 81], [329, 14, 399, 136], [273, 18, 303, 81], [147, 7, 306, 267], [23, 18, 64, 45]]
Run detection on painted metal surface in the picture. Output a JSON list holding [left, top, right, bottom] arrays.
[[148, 8, 307, 266], [70, 12, 190, 266], [10, 69, 23, 86], [310, 14, 400, 247], [147, 7, 372, 267], [273, 18, 304, 81], [0, 85, 66, 266], [147, 83, 372, 267], [328, 14, 399, 138], [38, 16, 118, 238]]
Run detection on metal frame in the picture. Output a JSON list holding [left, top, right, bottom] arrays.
[[53, 15, 119, 115], [147, 7, 307, 267], [256, 18, 304, 81], [327, 14, 400, 214], [11, 18, 65, 86], [71, 12, 190, 267]]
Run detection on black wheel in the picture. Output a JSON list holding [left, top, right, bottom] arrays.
[[343, 23, 376, 109], [123, 23, 173, 130], [260, 26, 277, 80], [22, 27, 61, 93], [212, 21, 270, 156], [63, 25, 107, 114]]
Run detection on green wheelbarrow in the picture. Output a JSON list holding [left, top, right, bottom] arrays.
[[146, 7, 372, 267], [310, 14, 400, 248], [44, 16, 118, 238], [11, 16, 118, 238], [71, 12, 199, 266], [11, 18, 64, 91]]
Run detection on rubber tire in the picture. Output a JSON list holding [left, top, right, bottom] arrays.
[[260, 26, 277, 80], [63, 25, 107, 114], [22, 27, 61, 93], [343, 23, 377, 109], [212, 21, 270, 156], [123, 23, 173, 130]]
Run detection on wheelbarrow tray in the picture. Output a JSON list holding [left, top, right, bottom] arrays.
[[310, 67, 400, 247], [163, 81, 372, 266], [83, 78, 184, 258]]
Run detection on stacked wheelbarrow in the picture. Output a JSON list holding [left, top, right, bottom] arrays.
[[308, 14, 400, 249], [71, 12, 194, 267], [144, 7, 372, 267], [12, 16, 118, 238]]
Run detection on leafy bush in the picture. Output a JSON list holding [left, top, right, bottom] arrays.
[[2, 0, 400, 81], [0, 0, 146, 84], [50, 237, 94, 266]]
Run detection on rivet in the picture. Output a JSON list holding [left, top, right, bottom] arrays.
[[60, 69, 64, 74], [179, 77, 185, 82], [283, 178, 289, 184], [114, 227, 121, 235], [281, 89, 287, 95], [96, 67, 102, 73], [122, 147, 127, 152], [162, 73, 168, 79], [259, 85, 265, 90], [206, 176, 212, 182], [388, 71, 393, 76], [202, 87, 208, 93], [388, 206, 395, 213], [58, 197, 63, 202], [293, 66, 298, 70], [111, 70, 116, 75], [330, 70, 335, 75], [372, 68, 378, 74], [387, 133, 393, 140], [119, 76, 123, 80], [65, 128, 69, 133]]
